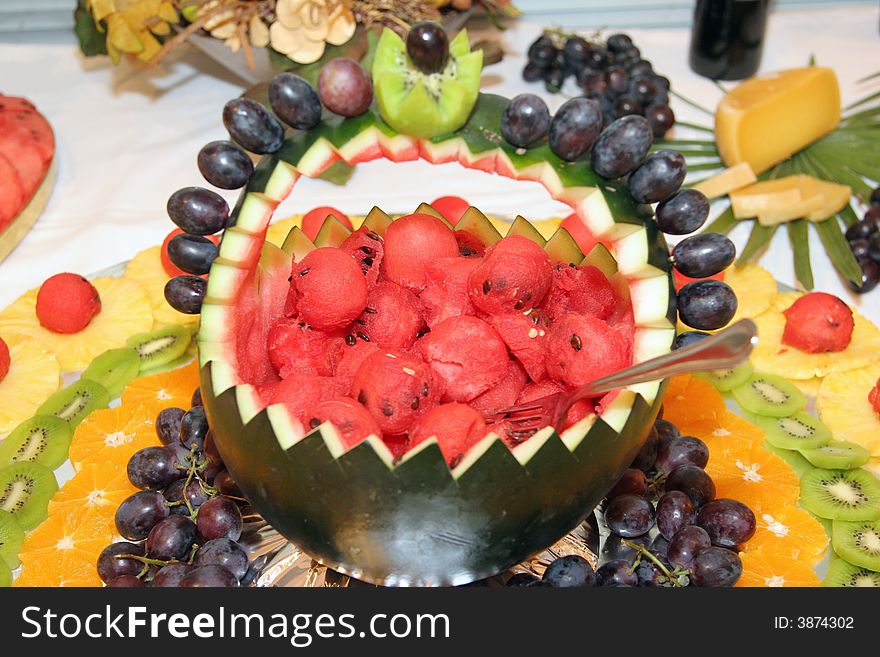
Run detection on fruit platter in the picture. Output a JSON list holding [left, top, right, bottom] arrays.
[[1, 16, 880, 591]]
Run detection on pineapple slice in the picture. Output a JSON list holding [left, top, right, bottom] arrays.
[[0, 278, 153, 371], [751, 292, 880, 379], [792, 377, 823, 398], [817, 362, 880, 457], [0, 340, 61, 437], [266, 215, 303, 247], [724, 263, 777, 324], [124, 247, 199, 329]]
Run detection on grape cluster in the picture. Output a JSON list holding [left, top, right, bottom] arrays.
[[97, 391, 252, 587], [523, 32, 675, 139], [163, 60, 374, 316], [507, 415, 755, 587], [845, 187, 880, 294]]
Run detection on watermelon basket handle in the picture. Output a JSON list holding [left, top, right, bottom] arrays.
[[493, 319, 758, 432]]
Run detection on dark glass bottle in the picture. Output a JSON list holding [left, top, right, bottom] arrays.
[[689, 0, 769, 80]]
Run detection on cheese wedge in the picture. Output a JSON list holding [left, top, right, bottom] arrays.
[[806, 178, 851, 221], [715, 67, 840, 175], [729, 174, 852, 224], [758, 193, 824, 226], [691, 162, 757, 199]]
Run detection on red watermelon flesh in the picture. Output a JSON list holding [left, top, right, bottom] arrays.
[[290, 247, 368, 330], [358, 280, 424, 350], [333, 340, 380, 392], [410, 403, 487, 466], [308, 397, 381, 449], [468, 236, 553, 315], [381, 213, 459, 291], [419, 315, 508, 403], [517, 379, 564, 404], [0, 153, 25, 229], [258, 375, 345, 423], [454, 230, 486, 257], [420, 256, 480, 328], [352, 351, 440, 434], [486, 312, 548, 382], [267, 319, 344, 378], [545, 313, 631, 388], [469, 360, 528, 417], [0, 111, 52, 197], [0, 95, 36, 114], [544, 264, 616, 322], [340, 226, 384, 289]]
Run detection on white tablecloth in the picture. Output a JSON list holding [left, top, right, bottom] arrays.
[[1, 5, 879, 325]]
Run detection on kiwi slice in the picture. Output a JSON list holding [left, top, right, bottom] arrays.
[[832, 518, 880, 571], [757, 411, 831, 451], [800, 441, 871, 470], [762, 441, 815, 478], [36, 378, 110, 427], [731, 372, 807, 417], [126, 324, 192, 371], [0, 415, 72, 470], [825, 557, 880, 587], [138, 350, 195, 377], [0, 509, 25, 569], [0, 462, 58, 530], [80, 347, 141, 399], [695, 361, 754, 392], [0, 560, 10, 587], [800, 468, 880, 521]]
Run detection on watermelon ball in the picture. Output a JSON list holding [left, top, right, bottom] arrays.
[[352, 351, 439, 434], [431, 195, 470, 225], [410, 403, 487, 467], [307, 397, 381, 450], [468, 236, 552, 315], [301, 206, 353, 242], [781, 292, 854, 353], [291, 247, 368, 330], [267, 320, 344, 378], [358, 281, 425, 350], [420, 316, 508, 402], [340, 226, 384, 289], [868, 378, 880, 415], [469, 360, 528, 417], [544, 264, 616, 322], [258, 375, 343, 425], [35, 273, 102, 334], [333, 340, 379, 392], [420, 256, 481, 328], [382, 213, 459, 291], [0, 336, 9, 382], [545, 313, 631, 387], [487, 312, 548, 383]]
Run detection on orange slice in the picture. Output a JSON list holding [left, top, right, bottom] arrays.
[[121, 361, 200, 413], [736, 549, 822, 587], [705, 442, 801, 514], [662, 375, 727, 436], [68, 404, 156, 471], [49, 462, 137, 526], [741, 505, 828, 565], [699, 410, 765, 456]]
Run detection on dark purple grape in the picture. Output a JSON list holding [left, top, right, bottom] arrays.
[[317, 58, 372, 118], [151, 562, 192, 587], [654, 418, 680, 444], [601, 532, 650, 561], [179, 564, 240, 587], [146, 515, 198, 561], [667, 525, 711, 569], [608, 468, 648, 498], [155, 407, 185, 445], [672, 330, 711, 351], [588, 47, 610, 69], [645, 103, 675, 137], [664, 464, 716, 506], [596, 559, 638, 587], [562, 37, 590, 68], [656, 435, 710, 473], [605, 66, 629, 94], [167, 234, 219, 276], [606, 33, 633, 53], [527, 35, 557, 67], [846, 219, 873, 242], [590, 115, 653, 179], [631, 426, 659, 472], [850, 238, 869, 260], [506, 572, 539, 587], [543, 66, 566, 92], [650, 535, 670, 563], [214, 470, 243, 498], [197, 140, 253, 190], [871, 187, 880, 207], [203, 430, 223, 472], [406, 22, 449, 74], [696, 499, 756, 548], [627, 149, 686, 204], [191, 388, 202, 407], [653, 74, 671, 90], [164, 275, 207, 315], [193, 538, 248, 581], [164, 478, 211, 513], [677, 280, 738, 330], [630, 76, 657, 104], [613, 96, 642, 118], [180, 406, 208, 450], [115, 491, 169, 541], [542, 555, 595, 587], [655, 188, 709, 235], [127, 446, 181, 491], [197, 496, 242, 541], [525, 579, 555, 587], [97, 542, 145, 582], [673, 233, 737, 279], [169, 442, 199, 471], [868, 233, 880, 261], [548, 97, 603, 161], [635, 560, 666, 586], [604, 494, 655, 537], [656, 490, 696, 540], [268, 72, 322, 130], [522, 62, 545, 82], [501, 94, 551, 148], [690, 547, 742, 586], [166, 186, 229, 235], [850, 256, 880, 294], [107, 575, 145, 587], [222, 98, 283, 154], [864, 207, 880, 231], [580, 70, 608, 95]]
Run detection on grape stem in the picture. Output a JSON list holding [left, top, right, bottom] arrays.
[[621, 539, 688, 587]]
